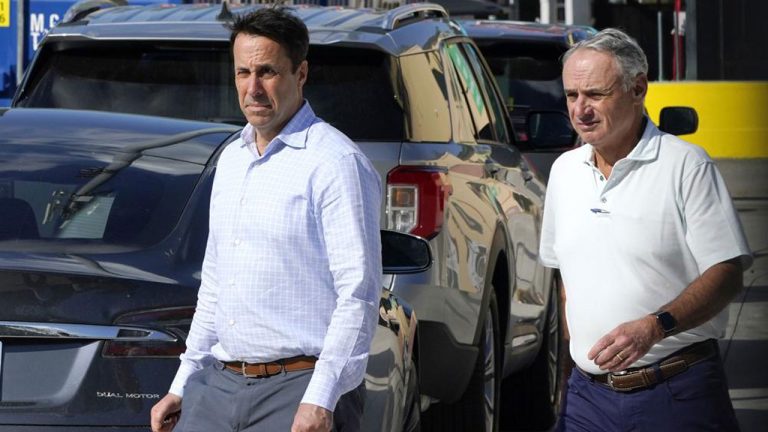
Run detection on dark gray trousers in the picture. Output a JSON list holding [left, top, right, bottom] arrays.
[[175, 362, 365, 432]]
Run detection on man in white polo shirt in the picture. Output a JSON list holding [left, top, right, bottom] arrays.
[[540, 28, 752, 431]]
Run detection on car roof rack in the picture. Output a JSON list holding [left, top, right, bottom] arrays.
[[60, 0, 449, 31], [61, 0, 127, 24], [217, 1, 448, 31], [382, 3, 448, 30]]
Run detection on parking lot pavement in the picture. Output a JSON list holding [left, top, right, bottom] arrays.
[[724, 278, 768, 431], [722, 192, 768, 432]]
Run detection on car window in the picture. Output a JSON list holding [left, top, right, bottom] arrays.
[[463, 43, 512, 145], [477, 41, 566, 114], [441, 48, 476, 145], [17, 42, 405, 142], [17, 41, 243, 125], [305, 46, 404, 142], [399, 50, 452, 143], [444, 43, 494, 142], [0, 149, 202, 252]]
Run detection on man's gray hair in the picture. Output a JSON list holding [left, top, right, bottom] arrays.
[[562, 28, 648, 91]]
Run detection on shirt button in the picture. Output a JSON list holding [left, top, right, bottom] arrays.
[[240, 197, 246, 206], [229, 319, 235, 326], [229, 278, 235, 286], [599, 175, 605, 181], [601, 198, 607, 203], [234, 238, 241, 246]]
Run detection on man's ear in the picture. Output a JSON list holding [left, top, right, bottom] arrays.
[[633, 74, 648, 102], [297, 60, 308, 87]]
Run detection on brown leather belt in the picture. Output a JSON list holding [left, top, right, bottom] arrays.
[[580, 339, 717, 392], [223, 356, 317, 378]]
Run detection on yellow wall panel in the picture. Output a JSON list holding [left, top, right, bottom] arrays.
[[645, 81, 768, 159]]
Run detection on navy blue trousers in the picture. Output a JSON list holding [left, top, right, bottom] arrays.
[[557, 348, 740, 431]]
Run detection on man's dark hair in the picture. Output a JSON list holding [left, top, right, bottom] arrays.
[[228, 7, 309, 72]]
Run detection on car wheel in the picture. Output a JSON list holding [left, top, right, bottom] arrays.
[[477, 290, 501, 432], [422, 290, 500, 432], [500, 277, 562, 430]]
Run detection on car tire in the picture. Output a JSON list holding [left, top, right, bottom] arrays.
[[422, 290, 500, 432], [500, 277, 562, 430]]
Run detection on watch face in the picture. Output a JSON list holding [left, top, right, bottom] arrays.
[[657, 311, 677, 334]]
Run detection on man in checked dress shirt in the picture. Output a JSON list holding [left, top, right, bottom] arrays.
[[150, 7, 382, 432]]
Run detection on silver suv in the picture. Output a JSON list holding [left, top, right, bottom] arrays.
[[14, 2, 561, 430]]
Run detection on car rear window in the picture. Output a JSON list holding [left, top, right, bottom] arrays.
[[17, 41, 243, 125], [16, 41, 404, 141], [0, 147, 202, 252], [305, 46, 404, 141]]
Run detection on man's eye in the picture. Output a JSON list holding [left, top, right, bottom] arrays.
[[259, 69, 278, 79]]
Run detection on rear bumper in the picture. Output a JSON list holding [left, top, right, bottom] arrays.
[[416, 321, 478, 403]]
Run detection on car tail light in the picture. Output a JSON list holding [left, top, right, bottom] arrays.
[[102, 306, 195, 358], [386, 166, 452, 239]]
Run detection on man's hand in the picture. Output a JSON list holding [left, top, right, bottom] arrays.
[[291, 403, 333, 432], [588, 315, 663, 372], [150, 393, 182, 432]]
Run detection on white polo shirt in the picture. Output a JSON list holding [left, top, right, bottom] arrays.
[[540, 120, 752, 374]]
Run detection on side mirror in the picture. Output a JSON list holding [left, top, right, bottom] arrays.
[[659, 106, 698, 136], [381, 230, 432, 274], [525, 111, 576, 151]]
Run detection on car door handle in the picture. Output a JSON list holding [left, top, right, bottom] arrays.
[[522, 169, 533, 183], [0, 321, 177, 342], [484, 161, 500, 176]]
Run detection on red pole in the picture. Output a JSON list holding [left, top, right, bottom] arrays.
[[673, 0, 682, 80]]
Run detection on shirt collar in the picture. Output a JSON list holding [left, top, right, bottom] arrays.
[[582, 116, 661, 166], [625, 117, 661, 161], [239, 100, 317, 151]]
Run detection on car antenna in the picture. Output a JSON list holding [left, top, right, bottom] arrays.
[[216, 0, 233, 21]]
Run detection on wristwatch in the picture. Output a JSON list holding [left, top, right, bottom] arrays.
[[652, 311, 677, 337]]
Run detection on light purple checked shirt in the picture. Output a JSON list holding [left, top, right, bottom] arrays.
[[169, 102, 383, 411]]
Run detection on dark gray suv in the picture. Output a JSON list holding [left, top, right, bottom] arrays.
[[13, 2, 562, 430]]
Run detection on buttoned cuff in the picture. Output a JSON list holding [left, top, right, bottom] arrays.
[[301, 368, 341, 412], [168, 361, 201, 398]]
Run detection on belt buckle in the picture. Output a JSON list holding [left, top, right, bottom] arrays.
[[240, 362, 267, 378], [607, 370, 628, 391], [241, 361, 284, 378], [240, 362, 253, 378]]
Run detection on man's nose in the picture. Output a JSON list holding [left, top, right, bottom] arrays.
[[246, 74, 264, 96], [572, 95, 592, 117]]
